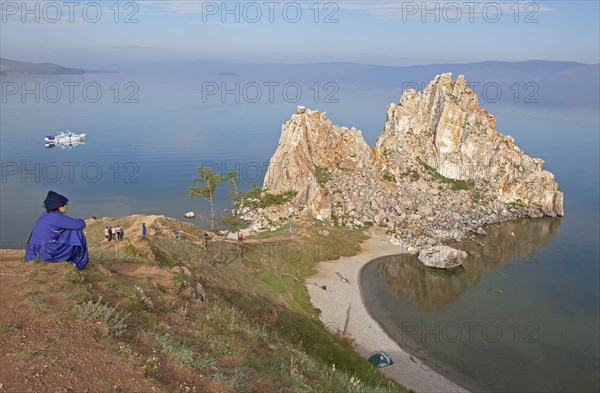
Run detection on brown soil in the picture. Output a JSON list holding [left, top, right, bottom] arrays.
[[0, 250, 227, 393], [0, 251, 158, 392]]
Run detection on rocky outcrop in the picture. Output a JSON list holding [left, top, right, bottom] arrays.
[[262, 106, 379, 222], [255, 74, 564, 247]]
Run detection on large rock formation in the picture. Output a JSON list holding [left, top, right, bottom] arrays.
[[375, 73, 563, 217], [262, 106, 376, 221], [257, 74, 564, 247]]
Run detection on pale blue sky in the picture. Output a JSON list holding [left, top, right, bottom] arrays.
[[1, 1, 598, 67]]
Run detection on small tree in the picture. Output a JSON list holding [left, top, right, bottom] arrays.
[[188, 166, 227, 230], [212, 170, 296, 265]]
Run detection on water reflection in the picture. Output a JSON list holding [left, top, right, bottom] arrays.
[[45, 141, 86, 149], [378, 218, 562, 312]]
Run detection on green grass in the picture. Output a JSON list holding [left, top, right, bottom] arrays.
[[123, 244, 140, 257], [58, 215, 410, 392], [401, 169, 420, 182], [0, 322, 23, 333], [422, 161, 472, 191], [252, 225, 290, 239], [314, 164, 331, 187], [24, 290, 48, 309], [213, 369, 253, 393], [509, 199, 527, 208], [74, 295, 130, 336], [209, 222, 404, 391], [155, 332, 217, 369]]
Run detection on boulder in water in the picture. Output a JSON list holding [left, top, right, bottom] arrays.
[[418, 245, 467, 269]]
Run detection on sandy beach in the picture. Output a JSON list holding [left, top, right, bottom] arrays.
[[307, 229, 468, 393]]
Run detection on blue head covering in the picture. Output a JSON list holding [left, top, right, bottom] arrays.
[[44, 191, 68, 211]]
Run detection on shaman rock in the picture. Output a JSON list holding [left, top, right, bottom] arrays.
[[256, 74, 564, 246]]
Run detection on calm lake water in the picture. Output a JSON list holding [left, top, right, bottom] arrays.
[[356, 95, 599, 389], [1, 72, 400, 246], [1, 71, 598, 392]]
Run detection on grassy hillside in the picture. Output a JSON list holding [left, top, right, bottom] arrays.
[[1, 215, 411, 392]]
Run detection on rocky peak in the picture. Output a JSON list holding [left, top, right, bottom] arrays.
[[376, 73, 563, 216], [262, 106, 376, 219]]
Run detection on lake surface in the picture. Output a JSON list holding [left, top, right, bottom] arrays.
[[1, 70, 598, 391], [362, 216, 599, 392], [356, 92, 599, 390], [1, 72, 400, 247]]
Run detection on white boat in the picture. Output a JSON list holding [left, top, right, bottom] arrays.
[[45, 130, 86, 144], [45, 141, 86, 149]]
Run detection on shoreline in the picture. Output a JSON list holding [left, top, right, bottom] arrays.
[[307, 228, 468, 393]]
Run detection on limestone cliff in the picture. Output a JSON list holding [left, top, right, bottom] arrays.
[[262, 106, 378, 220], [257, 74, 564, 246], [375, 73, 563, 217]]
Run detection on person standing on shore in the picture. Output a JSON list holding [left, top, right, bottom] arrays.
[[119, 226, 124, 240], [104, 226, 110, 241], [142, 223, 147, 237], [108, 226, 113, 241], [24, 191, 89, 270]]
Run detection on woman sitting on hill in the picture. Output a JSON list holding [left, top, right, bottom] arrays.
[[25, 191, 89, 270]]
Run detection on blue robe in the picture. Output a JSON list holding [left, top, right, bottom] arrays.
[[25, 212, 89, 270]]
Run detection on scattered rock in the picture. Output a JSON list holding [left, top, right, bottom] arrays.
[[418, 205, 433, 217]]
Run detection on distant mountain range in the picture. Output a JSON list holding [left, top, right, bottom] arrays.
[[0, 58, 116, 75], [115, 59, 599, 108], [2, 57, 596, 108]]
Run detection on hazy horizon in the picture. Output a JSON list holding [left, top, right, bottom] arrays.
[[3, 57, 600, 70], [1, 1, 598, 69]]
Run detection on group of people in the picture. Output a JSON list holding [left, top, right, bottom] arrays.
[[23, 190, 244, 271], [105, 225, 125, 241]]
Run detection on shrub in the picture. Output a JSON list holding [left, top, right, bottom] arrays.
[[123, 244, 140, 257], [314, 164, 331, 187], [74, 295, 130, 336]]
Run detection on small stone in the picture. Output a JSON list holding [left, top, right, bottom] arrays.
[[418, 205, 433, 217]]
